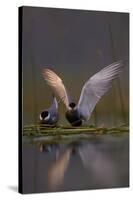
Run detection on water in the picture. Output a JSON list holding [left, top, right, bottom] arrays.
[[22, 133, 129, 194]]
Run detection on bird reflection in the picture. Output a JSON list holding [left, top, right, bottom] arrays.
[[48, 147, 72, 190], [38, 143, 60, 160], [37, 137, 117, 190], [77, 142, 117, 186]]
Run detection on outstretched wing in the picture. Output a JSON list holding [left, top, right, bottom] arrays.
[[77, 61, 125, 120], [42, 68, 69, 109]]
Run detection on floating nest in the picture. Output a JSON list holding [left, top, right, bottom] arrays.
[[22, 124, 129, 144]]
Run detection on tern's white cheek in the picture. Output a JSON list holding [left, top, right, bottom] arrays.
[[39, 114, 43, 120], [68, 106, 77, 111], [68, 107, 73, 111]]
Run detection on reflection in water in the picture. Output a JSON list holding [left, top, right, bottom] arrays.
[[48, 147, 72, 190], [78, 142, 117, 186], [39, 143, 60, 160], [22, 134, 129, 193], [45, 141, 118, 190]]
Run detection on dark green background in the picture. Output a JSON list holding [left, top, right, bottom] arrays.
[[22, 6, 129, 126]]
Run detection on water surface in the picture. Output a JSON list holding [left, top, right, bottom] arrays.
[[22, 133, 129, 194]]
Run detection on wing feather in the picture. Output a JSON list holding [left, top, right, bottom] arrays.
[[42, 68, 69, 108], [77, 61, 125, 120]]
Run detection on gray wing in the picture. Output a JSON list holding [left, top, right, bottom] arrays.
[[49, 97, 59, 123], [42, 68, 69, 109], [49, 96, 58, 113], [77, 61, 125, 120]]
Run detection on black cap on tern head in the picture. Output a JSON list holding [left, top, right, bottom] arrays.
[[69, 102, 76, 108], [41, 111, 49, 119]]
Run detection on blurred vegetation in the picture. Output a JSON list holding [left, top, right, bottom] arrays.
[[23, 124, 129, 144]]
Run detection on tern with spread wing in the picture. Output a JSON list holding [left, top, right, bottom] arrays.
[[42, 61, 125, 126]]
